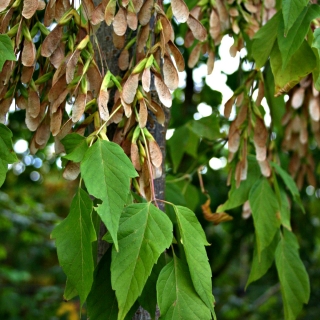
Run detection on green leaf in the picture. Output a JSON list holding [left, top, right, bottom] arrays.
[[173, 205, 215, 317], [217, 156, 260, 212], [279, 189, 292, 230], [139, 253, 166, 319], [64, 278, 78, 301], [278, 5, 320, 69], [0, 124, 18, 164], [168, 126, 199, 172], [0, 159, 8, 188], [313, 28, 320, 50], [111, 202, 173, 320], [282, 0, 309, 35], [81, 139, 138, 250], [249, 178, 281, 258], [270, 162, 304, 212], [246, 232, 280, 289], [275, 229, 310, 320], [157, 256, 211, 320], [0, 34, 16, 71], [61, 133, 89, 162], [187, 114, 221, 140], [87, 250, 118, 320], [51, 188, 96, 306], [252, 11, 281, 69], [270, 40, 316, 96]]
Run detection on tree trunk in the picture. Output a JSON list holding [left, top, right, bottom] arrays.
[[92, 1, 169, 319]]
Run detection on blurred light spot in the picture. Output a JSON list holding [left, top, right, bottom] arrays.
[[23, 155, 33, 166], [178, 71, 186, 89], [13, 162, 25, 175], [166, 129, 175, 140], [198, 103, 212, 117], [218, 36, 240, 75], [315, 189, 320, 198], [200, 166, 208, 174], [209, 157, 227, 170], [14, 139, 28, 154], [175, 36, 184, 46], [306, 185, 315, 196], [284, 94, 289, 102], [30, 171, 41, 182], [193, 112, 202, 120], [33, 158, 42, 168], [56, 158, 62, 169]]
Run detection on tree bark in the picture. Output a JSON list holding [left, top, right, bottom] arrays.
[[92, 1, 169, 319]]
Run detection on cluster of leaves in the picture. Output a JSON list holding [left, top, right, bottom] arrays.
[[1, 0, 320, 319]]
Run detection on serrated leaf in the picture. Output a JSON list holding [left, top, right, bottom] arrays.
[[275, 229, 310, 320], [173, 205, 215, 317], [139, 253, 166, 318], [0, 124, 18, 164], [81, 139, 138, 250], [271, 162, 304, 212], [270, 40, 316, 96], [61, 133, 88, 162], [282, 0, 309, 35], [87, 250, 118, 320], [252, 12, 281, 69], [51, 188, 96, 306], [249, 178, 281, 258], [157, 256, 211, 320], [246, 232, 280, 289], [0, 159, 8, 188], [111, 203, 173, 320], [278, 5, 320, 69], [0, 34, 16, 71], [217, 156, 260, 212]]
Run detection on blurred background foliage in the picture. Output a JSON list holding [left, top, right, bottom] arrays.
[[1, 5, 320, 320]]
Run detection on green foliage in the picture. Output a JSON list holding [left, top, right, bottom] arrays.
[[51, 188, 95, 306], [275, 230, 310, 320], [61, 133, 89, 163], [0, 34, 16, 71], [80, 139, 138, 250]]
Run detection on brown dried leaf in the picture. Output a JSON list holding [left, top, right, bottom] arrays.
[[72, 93, 86, 122], [207, 50, 215, 75], [22, 0, 38, 19], [21, 66, 35, 84], [148, 139, 162, 168], [209, 9, 221, 41], [63, 162, 80, 180], [138, 0, 153, 26], [98, 89, 110, 121], [105, 0, 117, 25], [22, 40, 36, 67], [171, 0, 189, 23], [139, 99, 148, 128], [51, 107, 63, 136], [27, 89, 40, 118], [0, 0, 11, 11], [113, 31, 125, 49], [163, 56, 179, 90], [188, 42, 202, 68], [122, 73, 139, 104], [118, 49, 130, 71], [113, 7, 127, 36], [131, 142, 141, 171], [167, 40, 185, 72], [201, 199, 233, 225], [154, 75, 172, 108], [187, 14, 207, 42], [66, 50, 81, 84], [142, 68, 151, 92], [41, 25, 63, 57]]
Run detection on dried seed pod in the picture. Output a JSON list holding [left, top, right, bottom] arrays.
[[98, 89, 110, 121], [22, 40, 36, 67], [309, 96, 320, 121], [224, 96, 235, 118], [113, 31, 125, 49], [207, 50, 215, 75], [105, 0, 117, 25], [138, 0, 153, 26], [86, 62, 102, 95], [113, 7, 127, 36], [41, 25, 63, 57], [187, 14, 207, 42], [142, 68, 151, 92], [131, 142, 141, 171], [27, 89, 40, 118], [256, 81, 265, 107], [51, 107, 63, 136], [291, 87, 305, 109], [122, 73, 139, 104], [139, 99, 148, 128], [22, 0, 39, 19], [72, 92, 87, 122], [66, 50, 81, 84], [167, 40, 185, 72], [228, 129, 240, 153], [0, 0, 11, 11], [148, 139, 162, 168], [163, 55, 179, 91], [132, 0, 144, 12], [118, 49, 130, 71], [188, 42, 202, 69], [254, 117, 268, 147], [63, 162, 80, 180], [127, 9, 138, 30], [0, 97, 12, 124], [209, 9, 220, 41], [171, 0, 189, 23], [21, 66, 35, 84], [154, 75, 172, 108], [137, 24, 150, 52], [35, 114, 51, 146]]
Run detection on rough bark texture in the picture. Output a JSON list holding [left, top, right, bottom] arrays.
[[92, 1, 169, 319]]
